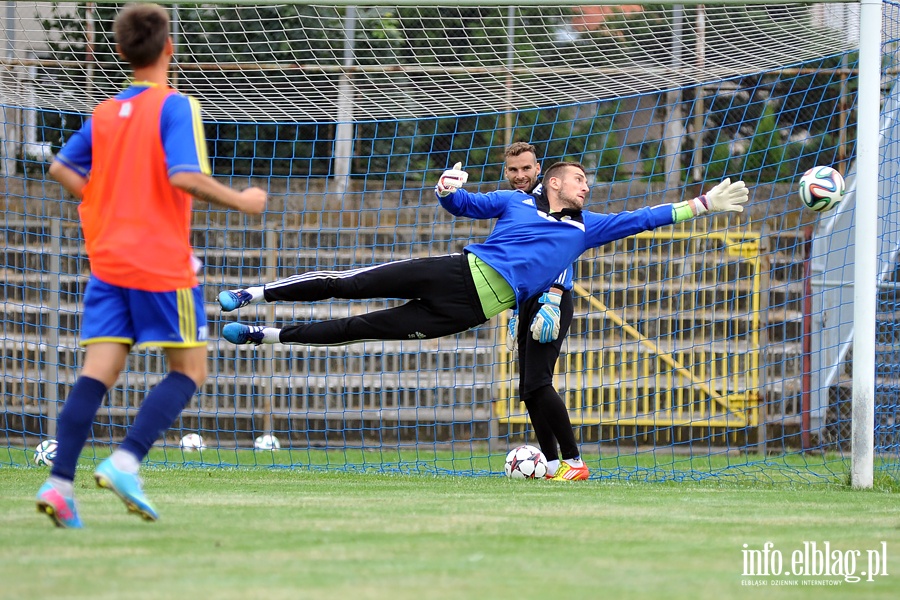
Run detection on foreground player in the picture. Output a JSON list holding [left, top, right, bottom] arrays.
[[36, 3, 266, 528], [218, 161, 746, 368], [503, 142, 586, 480]]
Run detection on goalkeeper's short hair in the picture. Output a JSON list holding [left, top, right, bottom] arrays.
[[543, 161, 586, 182]]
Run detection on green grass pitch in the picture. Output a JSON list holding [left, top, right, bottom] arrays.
[[2, 462, 900, 599]]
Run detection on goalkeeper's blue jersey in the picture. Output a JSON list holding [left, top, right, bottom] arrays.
[[438, 188, 674, 305], [531, 183, 573, 292]]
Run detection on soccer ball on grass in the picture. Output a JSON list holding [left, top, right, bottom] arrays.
[[34, 439, 58, 467], [179, 433, 207, 451], [504, 444, 548, 479], [254, 434, 281, 451], [798, 166, 845, 212]]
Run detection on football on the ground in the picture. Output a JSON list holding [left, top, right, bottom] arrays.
[[254, 434, 281, 451], [179, 433, 207, 451], [34, 439, 58, 467], [798, 165, 845, 212], [504, 444, 548, 479]]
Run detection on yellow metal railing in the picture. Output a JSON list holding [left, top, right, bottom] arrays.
[[495, 229, 762, 434]]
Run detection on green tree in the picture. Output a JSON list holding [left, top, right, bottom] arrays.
[[704, 136, 732, 183]]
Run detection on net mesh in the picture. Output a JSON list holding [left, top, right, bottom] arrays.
[[2, 1, 899, 484], [3, 3, 858, 120]]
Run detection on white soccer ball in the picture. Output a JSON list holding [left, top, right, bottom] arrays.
[[254, 434, 281, 451], [504, 444, 548, 479], [34, 439, 58, 467], [798, 166, 845, 212], [179, 433, 207, 451]]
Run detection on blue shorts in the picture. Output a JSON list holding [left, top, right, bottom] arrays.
[[80, 275, 208, 349]]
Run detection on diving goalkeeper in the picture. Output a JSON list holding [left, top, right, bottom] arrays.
[[218, 162, 748, 346]]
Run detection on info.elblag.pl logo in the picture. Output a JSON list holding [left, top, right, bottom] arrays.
[[741, 541, 889, 586]]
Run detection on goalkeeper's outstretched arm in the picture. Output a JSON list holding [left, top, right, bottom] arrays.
[[670, 178, 749, 223]]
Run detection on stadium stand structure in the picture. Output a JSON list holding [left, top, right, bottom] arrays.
[[1, 181, 817, 451]]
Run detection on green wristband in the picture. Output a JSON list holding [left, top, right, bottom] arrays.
[[672, 201, 695, 224]]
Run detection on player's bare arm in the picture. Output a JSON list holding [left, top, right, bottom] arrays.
[[170, 171, 267, 214], [48, 160, 88, 199]]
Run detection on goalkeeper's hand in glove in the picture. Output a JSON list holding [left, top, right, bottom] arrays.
[[530, 291, 562, 343], [694, 178, 749, 215], [435, 162, 468, 197], [506, 310, 518, 352]]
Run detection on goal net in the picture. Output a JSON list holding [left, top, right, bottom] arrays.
[[2, 1, 896, 484]]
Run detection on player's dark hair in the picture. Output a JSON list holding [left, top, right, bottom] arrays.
[[114, 4, 170, 69], [543, 161, 586, 183], [504, 141, 539, 160]]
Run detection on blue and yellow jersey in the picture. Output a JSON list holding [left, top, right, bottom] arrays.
[[56, 82, 210, 291]]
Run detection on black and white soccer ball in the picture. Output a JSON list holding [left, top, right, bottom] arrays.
[[179, 433, 207, 451], [504, 444, 548, 479], [254, 434, 281, 451], [798, 166, 845, 212], [34, 439, 58, 467]]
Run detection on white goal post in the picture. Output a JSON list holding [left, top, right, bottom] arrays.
[[852, 0, 881, 489]]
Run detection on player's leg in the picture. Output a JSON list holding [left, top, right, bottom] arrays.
[[541, 292, 590, 480], [518, 289, 588, 480], [227, 289, 487, 346], [222, 253, 487, 345], [277, 296, 487, 344], [517, 309, 562, 469], [37, 276, 132, 527], [219, 254, 461, 311], [517, 295, 563, 475], [544, 290, 581, 460], [93, 286, 207, 522], [37, 341, 129, 528]]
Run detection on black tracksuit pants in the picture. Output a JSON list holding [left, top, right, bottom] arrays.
[[263, 253, 487, 345], [516, 289, 580, 461]]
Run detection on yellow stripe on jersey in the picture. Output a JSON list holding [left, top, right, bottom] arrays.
[[187, 95, 211, 175]]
